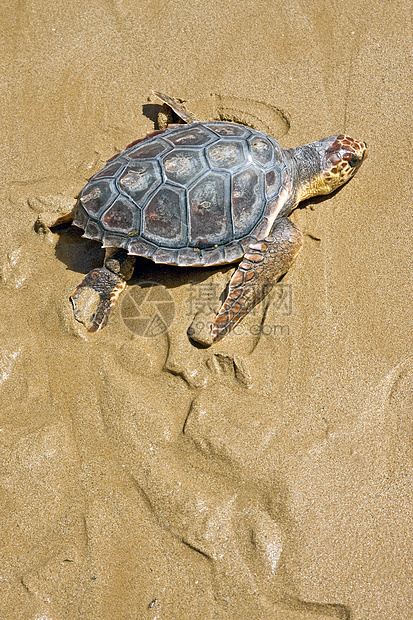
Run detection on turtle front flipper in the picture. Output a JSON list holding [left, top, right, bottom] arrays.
[[152, 91, 198, 123], [211, 218, 303, 343], [71, 248, 135, 333]]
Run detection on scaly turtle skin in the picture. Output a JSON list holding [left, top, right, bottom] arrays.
[[64, 92, 367, 343]]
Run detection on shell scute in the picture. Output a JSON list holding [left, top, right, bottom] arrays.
[[162, 148, 207, 186], [166, 124, 217, 147], [153, 248, 178, 264], [188, 173, 232, 247], [102, 196, 138, 234], [118, 161, 162, 204], [102, 232, 126, 248], [80, 180, 118, 217], [84, 219, 103, 241], [206, 140, 247, 170], [127, 237, 157, 258], [249, 136, 274, 167], [207, 123, 251, 138], [223, 241, 244, 263], [143, 186, 187, 248], [128, 139, 171, 160], [265, 168, 282, 197], [200, 246, 226, 266], [177, 247, 207, 266], [73, 203, 88, 229], [94, 160, 127, 179], [232, 166, 264, 236]]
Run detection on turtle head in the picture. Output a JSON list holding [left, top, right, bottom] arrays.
[[286, 134, 367, 204], [313, 134, 367, 194]]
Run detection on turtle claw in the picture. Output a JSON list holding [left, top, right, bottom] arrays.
[[71, 267, 126, 332]]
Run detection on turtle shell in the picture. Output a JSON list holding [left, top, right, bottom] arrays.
[[74, 122, 290, 267]]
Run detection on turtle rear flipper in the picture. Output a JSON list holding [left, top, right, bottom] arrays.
[[71, 267, 126, 332], [152, 91, 198, 123], [71, 249, 135, 332]]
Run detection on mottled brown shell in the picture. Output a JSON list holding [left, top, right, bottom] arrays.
[[74, 122, 291, 267]]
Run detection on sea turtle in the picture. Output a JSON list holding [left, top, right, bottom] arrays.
[[57, 92, 366, 343]]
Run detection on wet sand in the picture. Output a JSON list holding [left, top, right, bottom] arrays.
[[0, 1, 412, 618]]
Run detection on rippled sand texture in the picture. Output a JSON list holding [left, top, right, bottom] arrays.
[[0, 1, 412, 619]]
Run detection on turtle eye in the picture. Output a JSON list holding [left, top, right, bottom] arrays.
[[342, 151, 361, 167], [348, 154, 362, 168]]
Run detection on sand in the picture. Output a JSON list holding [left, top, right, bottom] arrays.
[[0, 1, 412, 618]]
